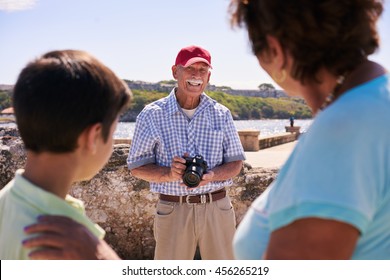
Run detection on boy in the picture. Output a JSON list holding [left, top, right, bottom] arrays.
[[0, 50, 131, 259]]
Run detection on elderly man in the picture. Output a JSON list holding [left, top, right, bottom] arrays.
[[127, 45, 246, 260]]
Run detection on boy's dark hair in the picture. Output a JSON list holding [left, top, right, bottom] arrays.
[[230, 0, 383, 83], [13, 50, 132, 153]]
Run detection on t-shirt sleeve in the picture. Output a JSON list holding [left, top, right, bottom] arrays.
[[268, 108, 386, 234]]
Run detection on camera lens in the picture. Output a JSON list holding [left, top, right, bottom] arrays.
[[183, 171, 201, 188], [182, 155, 207, 188]]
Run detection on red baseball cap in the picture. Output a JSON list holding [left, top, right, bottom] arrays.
[[175, 45, 212, 68]]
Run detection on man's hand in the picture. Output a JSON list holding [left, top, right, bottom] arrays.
[[169, 155, 187, 180], [194, 170, 215, 188], [22, 215, 121, 260], [183, 160, 242, 189], [130, 154, 189, 183]]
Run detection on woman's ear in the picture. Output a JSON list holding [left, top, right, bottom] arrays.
[[264, 35, 286, 69], [80, 123, 102, 155]]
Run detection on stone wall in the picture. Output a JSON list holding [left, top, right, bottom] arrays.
[[0, 128, 278, 259], [259, 132, 299, 150], [0, 128, 25, 188]]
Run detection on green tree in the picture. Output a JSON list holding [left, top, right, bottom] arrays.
[[258, 83, 275, 91], [261, 105, 274, 118], [0, 90, 12, 111]]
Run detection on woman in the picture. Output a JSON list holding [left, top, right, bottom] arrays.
[[230, 0, 389, 259]]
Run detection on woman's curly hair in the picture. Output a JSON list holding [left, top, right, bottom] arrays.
[[230, 0, 383, 83]]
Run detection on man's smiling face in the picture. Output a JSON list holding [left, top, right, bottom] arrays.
[[173, 62, 211, 97]]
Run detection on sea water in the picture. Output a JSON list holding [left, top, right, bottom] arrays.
[[113, 119, 313, 139]]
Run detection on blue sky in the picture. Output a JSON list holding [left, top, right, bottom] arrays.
[[1, 0, 389, 90]]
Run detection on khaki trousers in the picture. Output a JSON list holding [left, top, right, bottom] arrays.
[[153, 195, 236, 260]]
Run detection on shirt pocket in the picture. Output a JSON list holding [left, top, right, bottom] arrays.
[[197, 129, 224, 168]]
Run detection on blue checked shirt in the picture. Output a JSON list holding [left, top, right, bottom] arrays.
[[127, 88, 246, 196]]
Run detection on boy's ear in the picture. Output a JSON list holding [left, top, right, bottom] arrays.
[[81, 123, 102, 155]]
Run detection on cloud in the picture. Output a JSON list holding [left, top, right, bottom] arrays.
[[0, 0, 37, 12]]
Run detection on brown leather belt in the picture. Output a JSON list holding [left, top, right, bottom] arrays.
[[159, 188, 226, 204]]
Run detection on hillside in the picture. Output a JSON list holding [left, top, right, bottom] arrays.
[[125, 80, 288, 98], [0, 81, 313, 121], [0, 90, 12, 112], [120, 89, 312, 122]]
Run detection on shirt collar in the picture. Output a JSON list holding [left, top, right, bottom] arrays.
[[11, 169, 105, 238], [166, 87, 215, 116]]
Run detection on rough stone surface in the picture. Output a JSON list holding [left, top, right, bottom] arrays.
[[0, 128, 25, 188], [0, 128, 278, 259]]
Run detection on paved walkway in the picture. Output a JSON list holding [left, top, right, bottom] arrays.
[[244, 141, 297, 168]]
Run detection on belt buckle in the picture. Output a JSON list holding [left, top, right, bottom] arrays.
[[186, 194, 207, 204], [186, 195, 197, 205]]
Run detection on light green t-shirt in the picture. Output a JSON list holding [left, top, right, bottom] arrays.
[[0, 169, 105, 260]]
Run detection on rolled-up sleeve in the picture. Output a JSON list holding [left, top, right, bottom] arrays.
[[223, 111, 246, 163], [127, 111, 158, 170]]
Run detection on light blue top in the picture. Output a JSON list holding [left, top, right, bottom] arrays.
[[234, 74, 390, 260], [0, 170, 105, 260], [127, 88, 246, 195]]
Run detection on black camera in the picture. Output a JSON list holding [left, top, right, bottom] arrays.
[[183, 155, 208, 188]]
